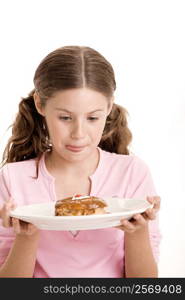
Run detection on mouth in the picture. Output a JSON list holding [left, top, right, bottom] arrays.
[[66, 145, 86, 152]]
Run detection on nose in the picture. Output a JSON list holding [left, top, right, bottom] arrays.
[[71, 120, 86, 139]]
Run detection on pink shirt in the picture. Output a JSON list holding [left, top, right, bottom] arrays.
[[0, 147, 161, 277]]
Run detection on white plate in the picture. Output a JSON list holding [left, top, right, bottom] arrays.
[[10, 197, 153, 231]]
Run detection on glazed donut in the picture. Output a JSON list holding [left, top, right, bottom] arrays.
[[55, 194, 107, 216]]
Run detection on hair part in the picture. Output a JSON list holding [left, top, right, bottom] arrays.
[[1, 45, 133, 178]]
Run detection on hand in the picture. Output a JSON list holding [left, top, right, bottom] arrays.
[[11, 218, 39, 237], [0, 198, 39, 237], [0, 198, 16, 227], [115, 196, 161, 234]]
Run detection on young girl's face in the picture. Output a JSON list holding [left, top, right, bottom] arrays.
[[35, 88, 113, 161]]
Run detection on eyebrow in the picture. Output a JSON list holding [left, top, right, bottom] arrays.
[[54, 108, 104, 113]]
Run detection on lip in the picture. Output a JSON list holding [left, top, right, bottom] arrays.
[[66, 145, 86, 148], [66, 145, 86, 152]]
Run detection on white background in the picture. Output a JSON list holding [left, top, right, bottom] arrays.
[[0, 0, 185, 277]]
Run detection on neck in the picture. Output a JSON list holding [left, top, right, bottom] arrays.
[[45, 147, 99, 178]]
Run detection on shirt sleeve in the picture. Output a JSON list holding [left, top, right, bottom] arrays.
[[0, 165, 15, 267], [127, 156, 162, 263]]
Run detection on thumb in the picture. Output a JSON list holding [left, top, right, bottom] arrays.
[[8, 196, 17, 210]]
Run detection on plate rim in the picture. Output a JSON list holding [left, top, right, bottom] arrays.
[[10, 203, 153, 220]]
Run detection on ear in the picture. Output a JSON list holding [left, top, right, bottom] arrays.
[[33, 91, 45, 116]]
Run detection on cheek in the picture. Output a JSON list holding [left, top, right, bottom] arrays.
[[97, 119, 107, 133], [90, 124, 106, 142], [46, 119, 67, 138], [97, 123, 105, 135]]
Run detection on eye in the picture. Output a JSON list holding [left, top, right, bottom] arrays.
[[58, 116, 99, 121], [88, 117, 99, 121], [59, 116, 71, 120]]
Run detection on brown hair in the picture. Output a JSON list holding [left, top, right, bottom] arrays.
[[1, 46, 132, 178]]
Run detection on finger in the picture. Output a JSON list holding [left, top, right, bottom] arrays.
[[115, 224, 135, 233], [27, 223, 33, 235], [3, 201, 17, 227], [146, 196, 155, 205], [20, 222, 38, 236], [7, 201, 17, 211], [2, 205, 12, 227], [9, 217, 13, 226], [12, 218, 21, 234], [147, 195, 160, 205], [120, 219, 135, 231], [11, 203, 17, 209], [145, 208, 156, 220], [27, 223, 37, 235], [3, 218, 12, 227], [115, 219, 134, 232], [19, 220, 30, 233], [153, 196, 161, 211], [132, 213, 147, 225], [147, 196, 161, 212], [5, 202, 14, 212]]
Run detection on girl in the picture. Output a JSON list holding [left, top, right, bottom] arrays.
[[0, 46, 161, 278]]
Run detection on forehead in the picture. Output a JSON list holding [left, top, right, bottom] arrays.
[[47, 88, 108, 112]]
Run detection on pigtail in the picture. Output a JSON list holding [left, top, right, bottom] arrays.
[[99, 103, 132, 155], [0, 89, 51, 175]]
